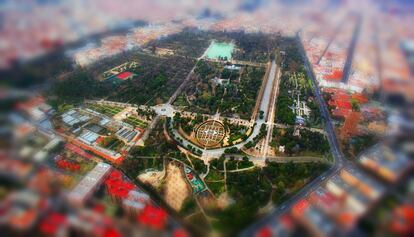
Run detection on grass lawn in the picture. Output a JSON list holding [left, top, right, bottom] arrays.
[[123, 116, 148, 128], [88, 104, 123, 117], [206, 180, 226, 196], [205, 169, 224, 182], [99, 136, 124, 152]]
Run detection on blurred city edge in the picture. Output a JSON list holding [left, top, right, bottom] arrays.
[[0, 1, 414, 237]]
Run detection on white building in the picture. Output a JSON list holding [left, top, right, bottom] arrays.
[[68, 163, 112, 205]]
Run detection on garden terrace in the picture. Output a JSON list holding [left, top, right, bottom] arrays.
[[98, 136, 125, 153], [86, 103, 123, 117], [122, 116, 148, 128]]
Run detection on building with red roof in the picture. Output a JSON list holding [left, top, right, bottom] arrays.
[[255, 226, 272, 237], [137, 204, 168, 230], [351, 93, 368, 103], [71, 139, 124, 165], [15, 96, 45, 111], [39, 212, 67, 235], [65, 143, 95, 160], [54, 155, 81, 172], [15, 96, 52, 121], [310, 187, 338, 211], [390, 205, 414, 235], [336, 212, 358, 229], [332, 108, 352, 119], [103, 227, 122, 237], [254, 214, 294, 237], [336, 100, 352, 110], [325, 88, 369, 120], [105, 171, 135, 201], [324, 70, 343, 81], [292, 199, 310, 216], [327, 89, 351, 110], [340, 111, 361, 139], [0, 190, 44, 231], [172, 228, 189, 237]]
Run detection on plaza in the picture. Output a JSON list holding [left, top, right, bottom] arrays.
[[195, 120, 226, 147]]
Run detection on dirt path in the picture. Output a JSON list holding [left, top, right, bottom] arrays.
[[224, 159, 228, 192], [219, 166, 255, 173]]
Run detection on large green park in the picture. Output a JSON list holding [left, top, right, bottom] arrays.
[[45, 30, 330, 236]]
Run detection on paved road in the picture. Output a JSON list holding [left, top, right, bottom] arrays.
[[316, 16, 347, 65], [259, 60, 278, 120], [297, 33, 346, 167], [261, 58, 281, 159], [239, 34, 350, 237], [225, 154, 328, 164], [167, 62, 198, 105], [341, 14, 361, 84]]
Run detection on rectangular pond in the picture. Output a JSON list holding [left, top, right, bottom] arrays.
[[205, 41, 235, 60]]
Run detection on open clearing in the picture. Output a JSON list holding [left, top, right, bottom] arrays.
[[164, 162, 192, 211]]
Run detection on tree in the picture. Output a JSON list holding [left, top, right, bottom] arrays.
[[224, 147, 239, 154], [244, 141, 254, 149], [277, 181, 285, 190], [351, 99, 360, 111], [259, 110, 264, 119]]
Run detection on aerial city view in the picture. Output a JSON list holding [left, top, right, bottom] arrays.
[[0, 0, 414, 236]]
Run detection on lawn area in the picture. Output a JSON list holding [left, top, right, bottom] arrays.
[[206, 181, 226, 196], [87, 104, 123, 117], [98, 136, 124, 152], [205, 168, 224, 182], [205, 168, 226, 196], [123, 116, 148, 128]]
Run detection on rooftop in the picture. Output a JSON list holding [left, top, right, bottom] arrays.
[[69, 162, 111, 203]]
